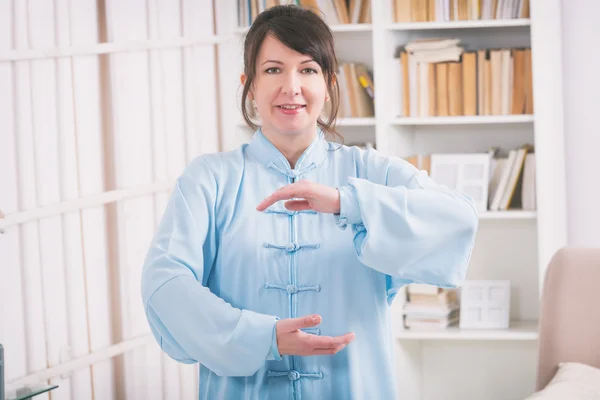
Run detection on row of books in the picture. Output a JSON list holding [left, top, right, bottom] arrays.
[[403, 284, 459, 330], [238, 0, 371, 27], [238, 0, 529, 27], [347, 145, 535, 213], [488, 145, 536, 211], [398, 38, 533, 117], [336, 63, 375, 118], [392, 0, 530, 23], [405, 145, 536, 212]]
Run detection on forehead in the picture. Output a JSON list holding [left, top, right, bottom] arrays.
[[258, 35, 312, 63]]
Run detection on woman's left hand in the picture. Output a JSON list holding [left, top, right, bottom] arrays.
[[256, 180, 341, 214]]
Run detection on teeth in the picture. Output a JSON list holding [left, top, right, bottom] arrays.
[[280, 105, 302, 109]]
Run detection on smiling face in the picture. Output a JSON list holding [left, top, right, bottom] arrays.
[[240, 6, 341, 145], [246, 35, 328, 139]]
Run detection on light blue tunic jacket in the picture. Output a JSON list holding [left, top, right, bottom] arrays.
[[141, 128, 478, 400]]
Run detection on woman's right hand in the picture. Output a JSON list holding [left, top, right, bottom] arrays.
[[275, 314, 355, 356]]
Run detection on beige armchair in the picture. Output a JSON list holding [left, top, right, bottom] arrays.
[[526, 247, 600, 399]]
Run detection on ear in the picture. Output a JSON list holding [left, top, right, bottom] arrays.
[[240, 73, 254, 100]]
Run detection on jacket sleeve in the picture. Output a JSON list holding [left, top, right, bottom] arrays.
[[141, 158, 280, 377], [335, 150, 478, 289]]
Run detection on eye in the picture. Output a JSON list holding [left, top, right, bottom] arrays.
[[302, 68, 318, 75], [265, 67, 280, 74]]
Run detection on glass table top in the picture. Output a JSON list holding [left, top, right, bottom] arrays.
[[5, 383, 58, 400]]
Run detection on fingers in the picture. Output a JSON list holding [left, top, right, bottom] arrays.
[[310, 346, 348, 356], [283, 200, 311, 211], [276, 316, 355, 357], [308, 333, 355, 350], [256, 187, 299, 211], [278, 314, 322, 332], [303, 333, 356, 356], [256, 182, 311, 211], [255, 194, 282, 211]]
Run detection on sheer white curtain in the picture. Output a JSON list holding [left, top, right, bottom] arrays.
[[0, 0, 220, 399]]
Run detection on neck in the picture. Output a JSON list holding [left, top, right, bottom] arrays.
[[261, 125, 318, 169]]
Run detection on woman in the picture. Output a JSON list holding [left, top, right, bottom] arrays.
[[141, 5, 477, 399]]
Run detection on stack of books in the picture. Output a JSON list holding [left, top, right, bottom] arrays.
[[336, 62, 375, 118], [392, 0, 530, 23], [403, 284, 459, 330], [397, 39, 534, 118], [488, 145, 536, 211]]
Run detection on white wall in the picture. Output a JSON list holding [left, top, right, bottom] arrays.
[[562, 0, 600, 246]]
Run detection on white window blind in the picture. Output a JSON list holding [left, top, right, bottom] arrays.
[[0, 1, 223, 399]]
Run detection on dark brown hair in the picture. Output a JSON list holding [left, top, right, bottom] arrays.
[[241, 5, 342, 142]]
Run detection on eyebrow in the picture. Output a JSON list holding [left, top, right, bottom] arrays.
[[261, 59, 316, 66]]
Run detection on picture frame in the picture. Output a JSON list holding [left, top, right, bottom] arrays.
[[459, 280, 511, 329], [430, 153, 491, 212]]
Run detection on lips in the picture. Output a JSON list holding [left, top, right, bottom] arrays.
[[276, 104, 306, 115], [276, 104, 306, 110]]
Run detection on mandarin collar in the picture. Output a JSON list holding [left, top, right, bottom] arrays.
[[247, 127, 329, 176]]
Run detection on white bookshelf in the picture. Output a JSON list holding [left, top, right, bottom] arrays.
[[479, 211, 537, 220], [387, 18, 531, 30], [391, 114, 535, 125], [396, 320, 538, 341], [214, 1, 567, 399], [337, 117, 376, 126], [330, 23, 373, 32]]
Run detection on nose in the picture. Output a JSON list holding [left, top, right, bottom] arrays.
[[282, 71, 301, 96]]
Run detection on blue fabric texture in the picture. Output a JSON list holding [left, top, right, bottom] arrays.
[[141, 128, 478, 399]]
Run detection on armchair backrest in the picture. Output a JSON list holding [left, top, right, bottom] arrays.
[[536, 247, 600, 390]]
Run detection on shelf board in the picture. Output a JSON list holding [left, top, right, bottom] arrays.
[[234, 27, 248, 35], [396, 320, 538, 341], [330, 23, 373, 32], [479, 211, 536, 220], [337, 117, 376, 126], [391, 115, 534, 126], [387, 19, 531, 31], [234, 24, 371, 35]]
